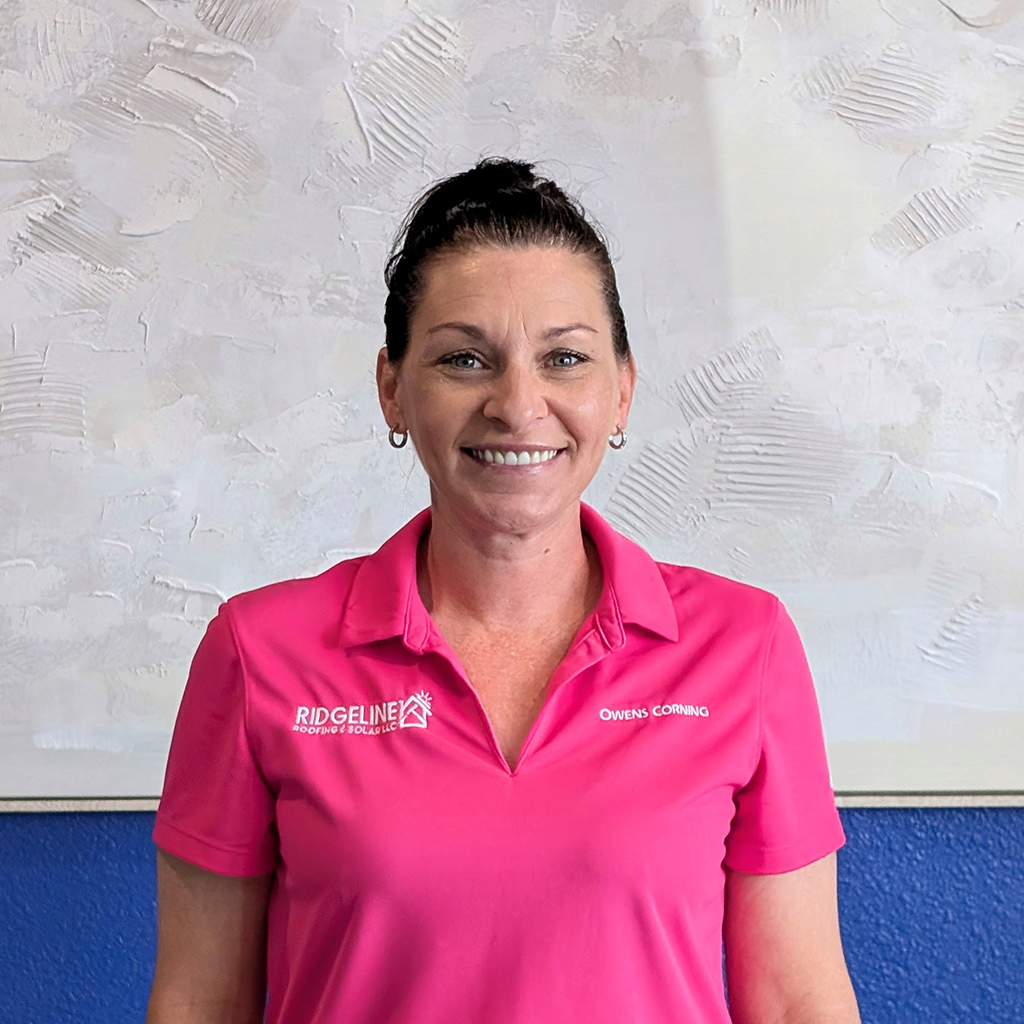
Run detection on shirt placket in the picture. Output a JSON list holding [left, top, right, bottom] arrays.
[[418, 621, 617, 777]]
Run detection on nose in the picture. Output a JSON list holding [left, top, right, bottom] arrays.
[[482, 361, 548, 432]]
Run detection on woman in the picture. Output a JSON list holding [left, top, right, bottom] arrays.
[[147, 159, 861, 1024]]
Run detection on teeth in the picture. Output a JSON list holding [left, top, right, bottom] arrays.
[[472, 449, 559, 465]]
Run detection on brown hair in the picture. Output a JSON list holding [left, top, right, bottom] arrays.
[[383, 158, 630, 362]]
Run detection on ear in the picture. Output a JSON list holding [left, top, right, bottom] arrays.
[[615, 354, 637, 430], [376, 347, 404, 432]]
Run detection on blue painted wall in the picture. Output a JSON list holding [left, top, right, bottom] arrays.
[[1, 809, 1021, 1023]]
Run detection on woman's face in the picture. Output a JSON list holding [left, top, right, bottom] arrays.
[[377, 244, 636, 536]]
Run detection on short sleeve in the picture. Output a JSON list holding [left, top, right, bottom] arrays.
[[152, 606, 278, 876], [723, 599, 845, 873]]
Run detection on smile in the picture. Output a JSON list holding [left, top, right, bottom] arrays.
[[465, 448, 562, 466]]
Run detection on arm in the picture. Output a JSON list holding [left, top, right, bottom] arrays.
[[724, 853, 860, 1024], [146, 850, 273, 1024]]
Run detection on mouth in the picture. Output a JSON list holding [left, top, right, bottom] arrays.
[[463, 446, 565, 466]]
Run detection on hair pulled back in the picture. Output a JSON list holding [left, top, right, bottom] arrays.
[[384, 158, 630, 363]]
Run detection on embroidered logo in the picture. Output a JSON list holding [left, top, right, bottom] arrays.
[[294, 690, 433, 736], [397, 690, 432, 729], [599, 702, 709, 721]]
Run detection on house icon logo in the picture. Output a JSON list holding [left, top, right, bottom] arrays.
[[398, 690, 433, 729], [292, 690, 435, 738]]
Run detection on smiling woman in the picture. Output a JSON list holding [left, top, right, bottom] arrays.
[[378, 244, 635, 543], [146, 159, 861, 1024]]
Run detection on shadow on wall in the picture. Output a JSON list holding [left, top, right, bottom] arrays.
[[0, 809, 1022, 1024]]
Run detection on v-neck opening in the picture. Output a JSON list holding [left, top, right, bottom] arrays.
[[396, 509, 642, 775], [422, 616, 608, 776], [509, 623, 606, 774]]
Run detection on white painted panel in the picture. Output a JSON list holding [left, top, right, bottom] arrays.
[[1, 0, 1022, 796]]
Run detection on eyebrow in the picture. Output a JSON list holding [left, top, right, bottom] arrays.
[[424, 321, 598, 339]]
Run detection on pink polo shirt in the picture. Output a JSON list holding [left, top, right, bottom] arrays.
[[153, 503, 844, 1024]]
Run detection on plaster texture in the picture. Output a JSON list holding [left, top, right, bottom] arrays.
[[1, 1, 1023, 795]]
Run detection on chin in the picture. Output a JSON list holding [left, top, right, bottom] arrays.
[[455, 490, 579, 535]]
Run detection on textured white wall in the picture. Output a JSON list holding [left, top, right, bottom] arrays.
[[1, 0, 1022, 796]]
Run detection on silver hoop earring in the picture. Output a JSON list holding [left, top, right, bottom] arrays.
[[608, 426, 626, 450], [388, 426, 408, 449]]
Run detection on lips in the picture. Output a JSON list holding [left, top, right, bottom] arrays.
[[464, 448, 563, 466]]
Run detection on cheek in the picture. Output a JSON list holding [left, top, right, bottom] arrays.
[[400, 382, 469, 456], [398, 379, 441, 428], [569, 383, 619, 435]]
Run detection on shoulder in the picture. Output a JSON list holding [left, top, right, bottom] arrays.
[[220, 555, 367, 643], [654, 560, 781, 637]]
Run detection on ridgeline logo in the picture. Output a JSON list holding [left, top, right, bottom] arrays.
[[294, 691, 433, 736]]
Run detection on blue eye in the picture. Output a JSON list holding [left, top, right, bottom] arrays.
[[551, 350, 584, 367], [444, 352, 482, 369]]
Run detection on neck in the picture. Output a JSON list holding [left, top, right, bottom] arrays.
[[419, 500, 600, 633]]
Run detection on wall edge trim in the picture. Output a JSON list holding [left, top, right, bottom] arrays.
[[0, 798, 161, 812], [2, 793, 1024, 811], [834, 792, 1024, 807]]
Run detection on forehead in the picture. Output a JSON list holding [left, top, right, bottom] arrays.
[[414, 245, 607, 324]]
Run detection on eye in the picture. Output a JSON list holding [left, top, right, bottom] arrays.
[[550, 349, 587, 368], [441, 351, 484, 370]]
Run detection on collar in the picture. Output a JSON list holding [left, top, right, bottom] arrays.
[[336, 503, 679, 652]]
